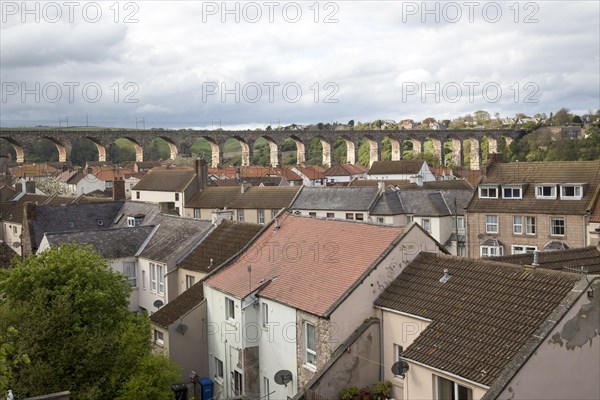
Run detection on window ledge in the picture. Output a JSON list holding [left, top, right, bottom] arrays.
[[302, 363, 317, 373]]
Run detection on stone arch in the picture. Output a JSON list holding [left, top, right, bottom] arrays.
[[253, 135, 281, 167], [383, 135, 402, 161], [0, 137, 25, 163], [228, 136, 251, 167], [360, 135, 380, 167], [40, 137, 70, 162], [68, 137, 105, 165], [111, 137, 143, 162], [332, 135, 357, 165], [285, 135, 305, 165], [305, 136, 332, 167], [157, 136, 178, 160]]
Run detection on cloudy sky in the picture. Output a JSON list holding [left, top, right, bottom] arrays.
[[1, 0, 599, 129]]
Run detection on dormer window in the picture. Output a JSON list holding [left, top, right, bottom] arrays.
[[535, 185, 557, 199], [127, 217, 136, 227], [560, 184, 583, 200], [479, 186, 498, 199], [502, 186, 522, 199]]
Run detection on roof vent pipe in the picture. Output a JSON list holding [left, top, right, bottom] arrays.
[[439, 269, 451, 283], [532, 250, 540, 267]]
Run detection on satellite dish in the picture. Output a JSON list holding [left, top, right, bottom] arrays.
[[153, 299, 164, 309], [391, 360, 410, 378], [176, 323, 188, 335], [477, 233, 484, 240], [274, 370, 293, 386]]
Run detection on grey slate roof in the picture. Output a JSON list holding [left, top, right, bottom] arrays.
[[396, 189, 471, 217], [112, 202, 162, 228], [139, 214, 213, 263], [370, 192, 405, 215], [30, 202, 125, 251], [44, 225, 156, 259], [291, 187, 379, 211], [132, 169, 196, 192]]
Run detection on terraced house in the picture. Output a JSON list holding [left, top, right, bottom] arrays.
[[466, 160, 600, 258]]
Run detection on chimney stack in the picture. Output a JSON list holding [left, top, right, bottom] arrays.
[[25, 181, 35, 193], [113, 177, 126, 201], [591, 227, 600, 247], [195, 158, 209, 189], [532, 250, 540, 267], [377, 180, 386, 193]]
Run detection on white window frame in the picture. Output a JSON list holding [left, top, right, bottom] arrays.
[[127, 217, 135, 227], [186, 274, 195, 290], [226, 297, 235, 320], [355, 213, 364, 221], [237, 209, 245, 222], [560, 185, 583, 200], [326, 212, 335, 219], [345, 213, 354, 220], [478, 186, 498, 199], [480, 245, 503, 257], [485, 215, 498, 233], [513, 216, 522, 234], [393, 344, 403, 362], [535, 185, 557, 199], [551, 217, 565, 236], [214, 357, 224, 381], [304, 321, 317, 368], [123, 261, 137, 287], [422, 219, 431, 232], [157, 264, 165, 295], [434, 375, 473, 400], [154, 329, 164, 347], [454, 216, 465, 230], [258, 209, 265, 224], [525, 216, 536, 235], [261, 303, 269, 327], [271, 209, 278, 219], [511, 245, 537, 254], [502, 186, 522, 199], [150, 263, 157, 292], [194, 209, 201, 219]]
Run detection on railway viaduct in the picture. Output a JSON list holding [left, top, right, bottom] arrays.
[[0, 128, 522, 169]]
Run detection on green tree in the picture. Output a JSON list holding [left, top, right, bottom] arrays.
[[116, 354, 180, 400], [0, 244, 179, 399]]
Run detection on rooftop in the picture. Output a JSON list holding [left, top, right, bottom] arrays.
[[132, 169, 196, 192], [178, 220, 263, 273], [375, 252, 581, 386], [186, 186, 301, 210], [291, 186, 379, 211], [43, 225, 156, 259], [367, 159, 426, 175], [490, 246, 600, 274], [150, 281, 204, 328], [323, 163, 368, 177], [206, 213, 406, 316], [467, 160, 600, 215], [29, 201, 125, 251], [138, 214, 213, 263]]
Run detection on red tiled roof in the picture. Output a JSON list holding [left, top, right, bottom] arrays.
[[294, 165, 326, 180], [206, 213, 405, 316], [324, 163, 368, 177]]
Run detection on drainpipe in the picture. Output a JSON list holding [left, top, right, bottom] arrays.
[[379, 308, 384, 380]]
